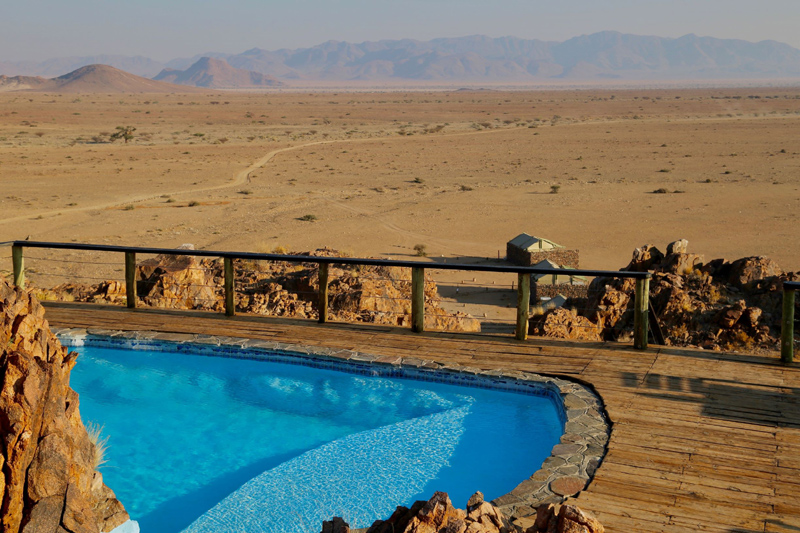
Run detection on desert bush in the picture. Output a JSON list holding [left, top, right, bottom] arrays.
[[550, 185, 560, 194], [188, 200, 200, 207], [86, 422, 109, 470], [299, 214, 318, 222], [413, 244, 428, 257], [110, 126, 136, 144]]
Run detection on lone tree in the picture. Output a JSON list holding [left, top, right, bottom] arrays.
[[110, 125, 136, 144]]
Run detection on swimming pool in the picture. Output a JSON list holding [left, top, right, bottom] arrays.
[[60, 333, 605, 533]]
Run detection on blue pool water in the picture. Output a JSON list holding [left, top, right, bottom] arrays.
[[70, 344, 564, 533]]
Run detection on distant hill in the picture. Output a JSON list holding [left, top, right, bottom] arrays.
[[0, 74, 48, 92], [4, 32, 800, 83], [153, 57, 284, 88], [0, 64, 203, 93]]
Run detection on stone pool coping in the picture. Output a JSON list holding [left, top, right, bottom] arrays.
[[54, 327, 610, 519]]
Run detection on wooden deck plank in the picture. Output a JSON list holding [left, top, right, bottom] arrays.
[[40, 302, 800, 533]]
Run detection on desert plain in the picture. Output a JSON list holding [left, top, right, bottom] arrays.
[[1, 87, 799, 313]]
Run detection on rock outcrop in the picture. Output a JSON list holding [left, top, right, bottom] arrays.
[[530, 240, 799, 352], [322, 495, 604, 533], [0, 279, 129, 532], [363, 491, 515, 533]]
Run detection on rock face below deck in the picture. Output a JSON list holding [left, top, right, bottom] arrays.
[[0, 279, 129, 533], [323, 492, 604, 533]]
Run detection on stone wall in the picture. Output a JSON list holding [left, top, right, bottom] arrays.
[[533, 282, 589, 301], [507, 247, 580, 268]]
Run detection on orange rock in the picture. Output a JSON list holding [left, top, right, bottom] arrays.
[[0, 280, 129, 533]]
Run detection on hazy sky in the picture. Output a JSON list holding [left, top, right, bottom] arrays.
[[3, 0, 799, 62]]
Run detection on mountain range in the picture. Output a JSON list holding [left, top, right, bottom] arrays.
[[2, 32, 800, 84]]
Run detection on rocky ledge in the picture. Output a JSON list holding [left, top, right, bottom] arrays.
[[321, 492, 603, 533], [531, 239, 799, 352], [0, 279, 130, 532]]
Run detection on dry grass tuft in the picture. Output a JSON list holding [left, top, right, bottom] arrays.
[[86, 422, 109, 470]]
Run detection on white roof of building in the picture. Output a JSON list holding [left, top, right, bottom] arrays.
[[507, 233, 562, 251], [532, 259, 587, 283]]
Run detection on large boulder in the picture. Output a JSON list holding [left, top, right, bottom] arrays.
[[525, 504, 603, 533], [530, 308, 602, 342], [666, 239, 689, 255], [727, 257, 783, 289], [658, 253, 704, 276], [624, 244, 663, 272], [137, 254, 222, 310], [0, 280, 129, 533]]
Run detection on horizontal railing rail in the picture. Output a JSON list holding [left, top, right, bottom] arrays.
[[783, 281, 800, 364], [12, 241, 651, 278], [10, 240, 653, 348]]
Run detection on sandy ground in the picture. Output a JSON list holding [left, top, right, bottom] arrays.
[[1, 88, 798, 324]]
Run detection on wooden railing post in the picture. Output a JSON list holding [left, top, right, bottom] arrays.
[[782, 284, 796, 364], [411, 267, 425, 333], [516, 272, 531, 341], [318, 262, 329, 324], [224, 257, 235, 317], [12, 245, 24, 289], [634, 276, 650, 350], [124, 252, 136, 309]]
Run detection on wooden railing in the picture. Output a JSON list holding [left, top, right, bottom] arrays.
[[783, 281, 800, 364], [10, 241, 654, 347]]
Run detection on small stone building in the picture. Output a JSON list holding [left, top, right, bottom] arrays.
[[506, 233, 579, 268]]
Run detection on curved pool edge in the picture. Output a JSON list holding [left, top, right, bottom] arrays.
[[54, 327, 610, 519]]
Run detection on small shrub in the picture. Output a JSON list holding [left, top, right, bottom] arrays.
[[188, 200, 200, 207], [165, 197, 175, 203], [238, 189, 253, 195], [299, 214, 317, 222], [272, 245, 289, 254], [123, 204, 135, 211], [413, 177, 425, 184], [460, 184, 474, 191], [652, 188, 669, 194], [550, 185, 560, 194], [413, 244, 428, 257]]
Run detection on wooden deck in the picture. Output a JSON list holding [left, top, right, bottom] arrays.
[[43, 302, 800, 533]]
